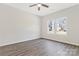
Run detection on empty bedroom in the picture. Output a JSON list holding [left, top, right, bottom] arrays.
[[0, 3, 79, 56]]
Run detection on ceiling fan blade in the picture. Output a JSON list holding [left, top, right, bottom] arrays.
[[38, 7, 40, 11], [29, 4, 37, 7], [41, 4, 49, 8]]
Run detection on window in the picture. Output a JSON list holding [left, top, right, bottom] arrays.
[[47, 17, 67, 35]]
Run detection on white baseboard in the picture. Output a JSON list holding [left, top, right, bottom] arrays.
[[0, 35, 40, 47]]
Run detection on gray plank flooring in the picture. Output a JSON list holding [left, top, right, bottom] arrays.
[[0, 38, 79, 56]]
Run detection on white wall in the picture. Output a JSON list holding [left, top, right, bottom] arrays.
[[41, 5, 79, 46], [0, 4, 40, 46], [1, 3, 79, 46]]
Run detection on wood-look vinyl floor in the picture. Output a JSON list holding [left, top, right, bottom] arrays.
[[0, 38, 79, 56]]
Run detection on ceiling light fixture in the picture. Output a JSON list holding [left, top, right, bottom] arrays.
[[37, 4, 41, 7], [29, 3, 49, 11]]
